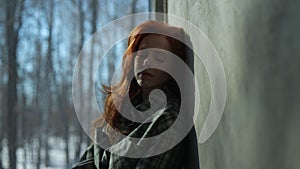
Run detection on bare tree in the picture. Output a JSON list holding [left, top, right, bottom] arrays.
[[0, 4, 6, 167], [34, 19, 43, 169], [85, 0, 99, 135], [1, 0, 149, 168], [73, 0, 87, 162], [5, 0, 24, 169], [39, 0, 55, 167]]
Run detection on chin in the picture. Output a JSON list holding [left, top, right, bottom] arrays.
[[139, 82, 154, 89]]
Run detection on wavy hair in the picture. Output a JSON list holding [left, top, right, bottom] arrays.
[[93, 20, 194, 139]]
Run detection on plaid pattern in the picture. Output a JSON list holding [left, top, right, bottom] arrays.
[[72, 86, 199, 169]]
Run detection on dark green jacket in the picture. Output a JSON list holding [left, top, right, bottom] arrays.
[[72, 86, 199, 169]]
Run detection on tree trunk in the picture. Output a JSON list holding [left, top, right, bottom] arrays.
[[35, 17, 42, 169], [58, 83, 70, 168], [0, 145, 3, 169], [74, 0, 86, 161], [5, 0, 24, 168], [43, 0, 54, 166]]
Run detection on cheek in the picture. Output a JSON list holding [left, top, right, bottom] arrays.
[[158, 62, 172, 73], [154, 70, 170, 81]]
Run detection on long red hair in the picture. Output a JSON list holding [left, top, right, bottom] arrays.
[[93, 20, 193, 138]]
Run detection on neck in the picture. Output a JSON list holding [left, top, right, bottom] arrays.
[[141, 86, 168, 102], [141, 88, 153, 100]]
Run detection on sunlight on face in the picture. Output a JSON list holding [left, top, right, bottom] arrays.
[[134, 34, 175, 90]]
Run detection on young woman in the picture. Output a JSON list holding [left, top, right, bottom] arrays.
[[73, 21, 199, 169]]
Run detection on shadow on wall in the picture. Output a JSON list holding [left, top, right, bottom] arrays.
[[166, 0, 300, 168], [244, 0, 300, 168]]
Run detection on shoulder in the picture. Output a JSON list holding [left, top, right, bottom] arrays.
[[72, 144, 96, 169]]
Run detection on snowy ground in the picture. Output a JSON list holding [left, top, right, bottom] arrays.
[[1, 136, 88, 169]]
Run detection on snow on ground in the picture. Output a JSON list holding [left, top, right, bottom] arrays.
[[1, 135, 88, 169]]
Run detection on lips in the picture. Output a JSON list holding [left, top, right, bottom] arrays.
[[138, 70, 154, 77]]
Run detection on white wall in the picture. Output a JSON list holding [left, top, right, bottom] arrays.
[[167, 0, 300, 168]]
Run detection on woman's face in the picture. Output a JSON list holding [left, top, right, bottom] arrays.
[[134, 34, 174, 90]]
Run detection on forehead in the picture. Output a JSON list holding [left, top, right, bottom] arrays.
[[138, 34, 172, 51]]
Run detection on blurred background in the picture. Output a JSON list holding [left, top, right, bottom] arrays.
[[1, 0, 299, 169], [0, 0, 149, 169]]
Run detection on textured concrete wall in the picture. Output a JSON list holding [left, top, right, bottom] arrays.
[[167, 0, 300, 169]]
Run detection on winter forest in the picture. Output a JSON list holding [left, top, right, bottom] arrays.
[[0, 0, 149, 169]]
